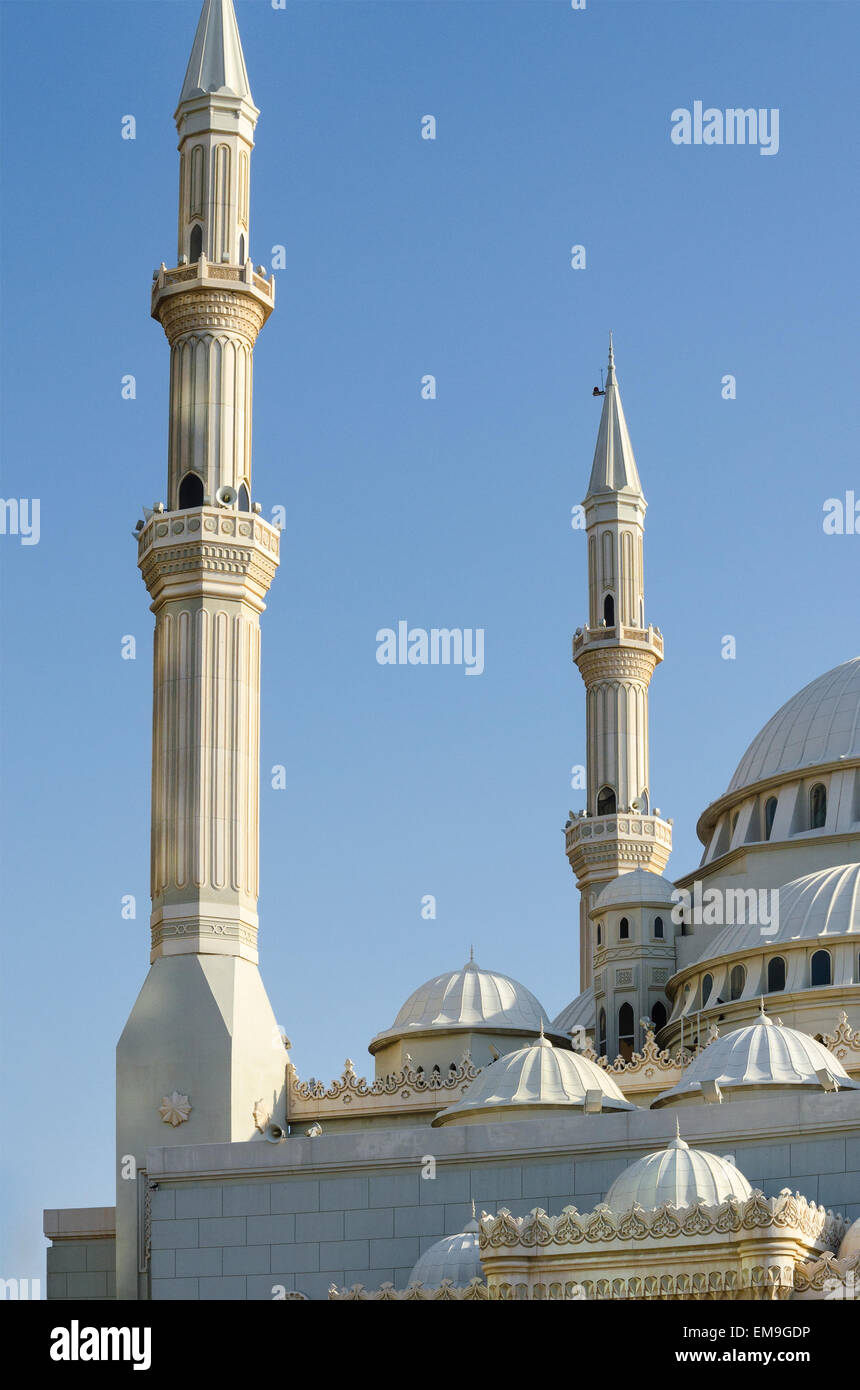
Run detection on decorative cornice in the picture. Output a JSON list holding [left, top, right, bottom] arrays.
[[138, 508, 280, 610], [479, 1189, 845, 1252], [287, 1053, 482, 1121], [328, 1279, 488, 1301]]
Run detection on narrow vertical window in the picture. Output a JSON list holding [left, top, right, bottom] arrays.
[[598, 1008, 607, 1057], [238, 482, 250, 512], [810, 784, 827, 829], [597, 786, 616, 816], [619, 917, 629, 940], [764, 796, 777, 839], [178, 472, 204, 509], [603, 593, 615, 626], [618, 1003, 635, 1061], [810, 950, 831, 987], [701, 973, 713, 1007], [651, 1001, 667, 1033], [654, 915, 664, 939], [190, 223, 203, 262], [729, 964, 746, 1000], [767, 956, 786, 993]]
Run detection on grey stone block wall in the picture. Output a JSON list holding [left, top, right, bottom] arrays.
[[46, 1239, 116, 1301], [137, 1090, 860, 1300]]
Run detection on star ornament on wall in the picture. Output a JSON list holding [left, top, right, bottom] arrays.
[[159, 1091, 192, 1127]]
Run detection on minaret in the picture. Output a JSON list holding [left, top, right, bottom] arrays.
[[116, 0, 286, 1300], [565, 339, 672, 992]]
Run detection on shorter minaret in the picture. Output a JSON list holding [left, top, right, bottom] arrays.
[[565, 339, 672, 994]]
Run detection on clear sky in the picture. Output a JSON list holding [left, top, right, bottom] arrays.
[[1, 0, 859, 1286]]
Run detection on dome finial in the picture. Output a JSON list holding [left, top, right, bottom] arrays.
[[608, 330, 614, 369]]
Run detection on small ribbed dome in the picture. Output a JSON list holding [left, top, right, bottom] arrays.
[[552, 984, 595, 1037], [408, 1222, 483, 1288], [838, 1218, 860, 1263], [593, 868, 677, 911], [432, 1032, 636, 1126], [604, 1126, 753, 1212], [693, 864, 860, 964], [370, 957, 557, 1053], [727, 657, 860, 793], [654, 1009, 859, 1107]]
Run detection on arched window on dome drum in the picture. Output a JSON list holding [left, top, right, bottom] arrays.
[[619, 917, 629, 940], [701, 973, 713, 1007], [767, 956, 786, 993], [597, 785, 616, 816], [238, 481, 250, 512], [654, 915, 664, 938], [651, 1001, 667, 1033], [596, 922, 602, 946], [603, 593, 615, 626], [239, 233, 245, 265], [190, 222, 203, 262], [764, 796, 778, 840], [598, 1008, 607, 1057], [729, 964, 746, 1001], [618, 1003, 635, 1061], [640, 790, 649, 814], [178, 471, 204, 509], [810, 783, 827, 829], [811, 949, 831, 987]]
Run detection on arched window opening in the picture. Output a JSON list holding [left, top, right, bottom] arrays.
[[654, 915, 664, 939], [640, 789, 649, 814], [238, 481, 250, 512], [811, 949, 831, 987], [619, 916, 629, 940], [729, 964, 746, 1001], [597, 785, 616, 817], [701, 973, 713, 1007], [190, 223, 203, 262], [651, 1001, 667, 1033], [178, 471, 204, 510], [764, 797, 777, 840], [766, 956, 786, 993], [603, 593, 615, 626], [238, 233, 245, 265], [810, 784, 827, 830], [597, 1008, 607, 1057], [596, 922, 602, 947], [618, 1003, 635, 1062]]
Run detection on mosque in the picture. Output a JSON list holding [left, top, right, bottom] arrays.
[[43, 0, 860, 1302]]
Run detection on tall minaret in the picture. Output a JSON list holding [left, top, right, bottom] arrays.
[[116, 0, 286, 1300], [565, 339, 672, 991]]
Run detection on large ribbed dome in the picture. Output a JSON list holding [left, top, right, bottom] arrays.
[[727, 658, 860, 793], [593, 868, 677, 910], [370, 957, 556, 1053], [654, 1010, 859, 1106], [692, 863, 860, 964], [408, 1222, 483, 1288], [432, 1032, 636, 1125], [604, 1128, 752, 1212]]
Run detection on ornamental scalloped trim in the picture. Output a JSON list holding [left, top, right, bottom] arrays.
[[159, 1091, 192, 1127], [479, 1190, 846, 1251]]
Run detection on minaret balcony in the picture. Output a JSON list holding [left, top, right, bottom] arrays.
[[151, 256, 275, 336], [573, 622, 663, 661], [137, 505, 281, 610], [565, 811, 673, 859]]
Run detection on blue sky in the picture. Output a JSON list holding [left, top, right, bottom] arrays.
[[2, 0, 859, 1283]]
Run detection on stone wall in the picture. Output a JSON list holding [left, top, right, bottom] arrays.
[[43, 1207, 115, 1301], [142, 1092, 860, 1301]]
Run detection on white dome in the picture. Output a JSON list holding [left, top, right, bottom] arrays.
[[593, 868, 677, 911], [693, 863, 860, 963], [604, 1128, 752, 1212], [431, 1032, 636, 1126], [727, 657, 860, 793], [654, 1009, 859, 1106], [408, 1223, 483, 1288], [370, 957, 557, 1053], [838, 1218, 860, 1263]]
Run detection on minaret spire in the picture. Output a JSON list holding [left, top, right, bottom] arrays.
[[180, 0, 252, 104], [565, 340, 672, 992]]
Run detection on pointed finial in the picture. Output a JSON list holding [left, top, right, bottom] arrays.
[[469, 944, 474, 963], [675, 1114, 681, 1141], [540, 1018, 545, 1038], [608, 331, 615, 368]]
